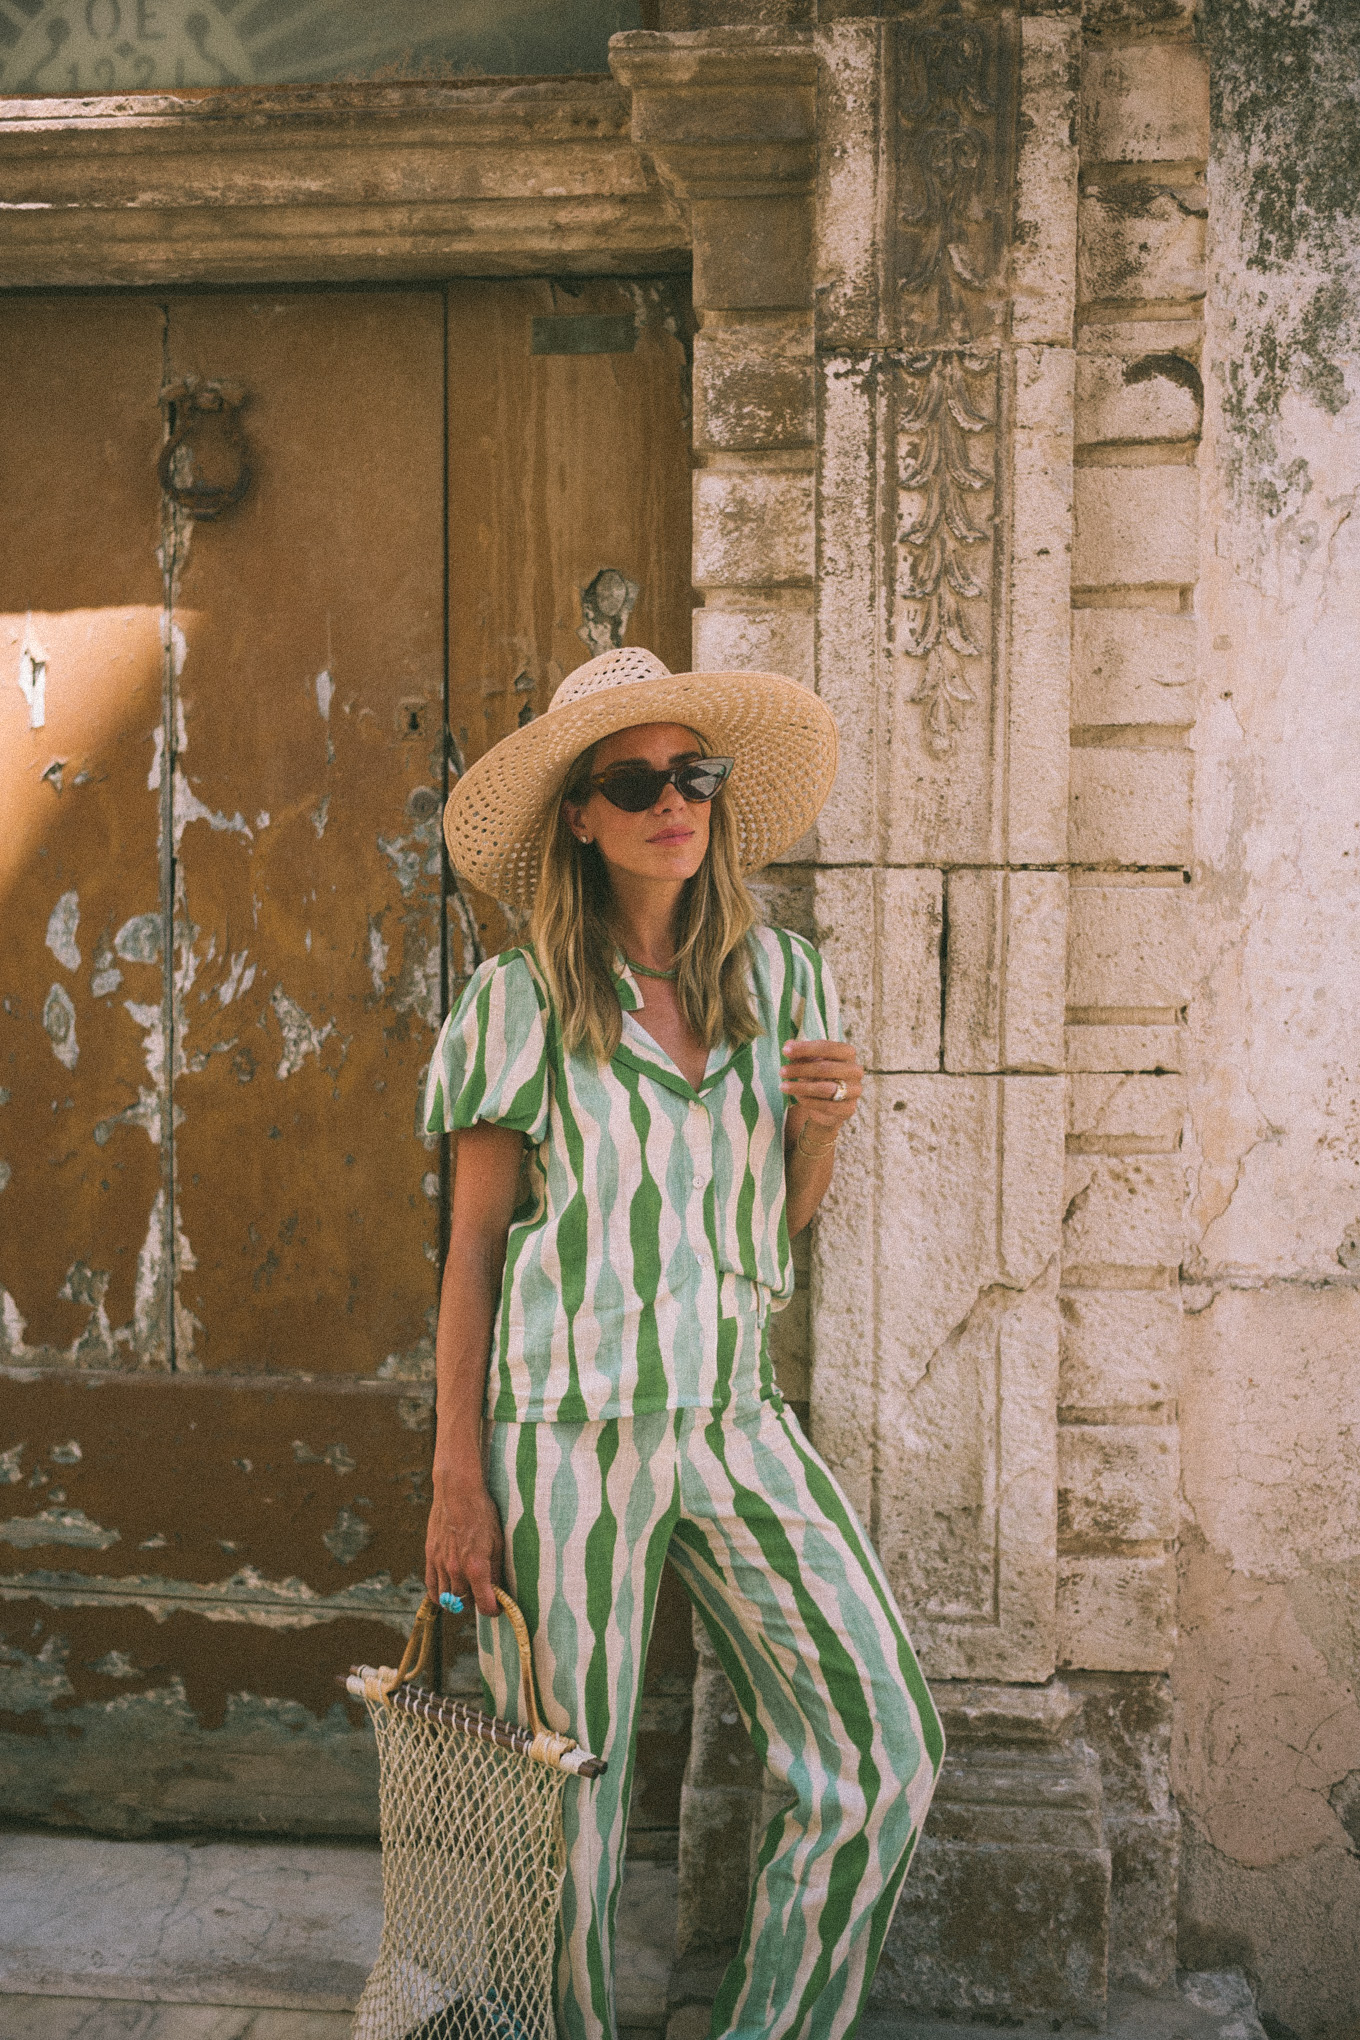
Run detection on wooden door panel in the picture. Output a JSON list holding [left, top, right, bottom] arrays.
[[2, 277, 696, 1840], [165, 293, 446, 1377], [0, 298, 169, 1365], [446, 277, 692, 961]]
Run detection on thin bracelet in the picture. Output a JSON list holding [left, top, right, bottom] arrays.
[[795, 1122, 840, 1160]]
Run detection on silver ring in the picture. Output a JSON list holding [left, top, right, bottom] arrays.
[[832, 1080, 848, 1103]]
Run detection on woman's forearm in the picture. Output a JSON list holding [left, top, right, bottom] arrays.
[[424, 1120, 527, 1612], [432, 1231, 503, 1479], [785, 1130, 839, 1237]]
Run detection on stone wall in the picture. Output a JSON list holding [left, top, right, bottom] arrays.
[[1177, 4, 1360, 2036], [625, 6, 1360, 2035]]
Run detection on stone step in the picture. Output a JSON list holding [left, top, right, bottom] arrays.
[[0, 1835, 1265, 2040], [0, 1832, 672, 2029], [0, 2004, 352, 2038]]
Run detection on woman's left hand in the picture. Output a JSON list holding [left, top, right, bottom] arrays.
[[781, 1037, 864, 1139]]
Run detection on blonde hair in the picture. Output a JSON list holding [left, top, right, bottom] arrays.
[[527, 735, 761, 1063]]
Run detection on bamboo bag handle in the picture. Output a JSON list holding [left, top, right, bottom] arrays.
[[382, 1590, 554, 1744]]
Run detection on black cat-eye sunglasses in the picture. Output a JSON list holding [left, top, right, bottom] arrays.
[[585, 757, 734, 814]]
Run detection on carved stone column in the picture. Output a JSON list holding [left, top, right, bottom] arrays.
[[810, 9, 1112, 2022], [616, 13, 1116, 2029]]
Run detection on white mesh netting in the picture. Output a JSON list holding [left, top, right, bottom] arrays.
[[352, 1690, 571, 2040]]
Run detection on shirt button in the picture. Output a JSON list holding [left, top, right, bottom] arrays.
[[692, 1174, 705, 1191]]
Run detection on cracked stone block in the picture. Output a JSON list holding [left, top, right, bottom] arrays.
[[943, 870, 1066, 1075], [1061, 1289, 1183, 1415], [691, 602, 814, 687], [1104, 1810, 1180, 1990], [1072, 608, 1196, 729], [1068, 885, 1191, 1012], [1081, 44, 1210, 166], [1059, 1424, 1178, 1546], [1063, 1153, 1183, 1269], [1078, 180, 1207, 306], [692, 468, 813, 588], [1070, 747, 1193, 867], [813, 867, 942, 1073], [1065, 1671, 1179, 1990], [1058, 1553, 1175, 1672], [1073, 467, 1199, 590], [1068, 1072, 1186, 1145], [1013, 19, 1081, 346], [693, 320, 815, 451], [873, 1831, 1109, 2023], [813, 1076, 1063, 1682]]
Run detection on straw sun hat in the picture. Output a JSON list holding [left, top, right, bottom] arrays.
[[443, 647, 839, 909]]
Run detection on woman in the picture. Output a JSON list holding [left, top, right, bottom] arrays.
[[423, 647, 942, 2040]]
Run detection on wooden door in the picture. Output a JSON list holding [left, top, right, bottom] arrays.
[[0, 277, 695, 1840]]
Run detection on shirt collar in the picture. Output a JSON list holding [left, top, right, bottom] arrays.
[[610, 951, 643, 1014], [607, 947, 747, 1096]]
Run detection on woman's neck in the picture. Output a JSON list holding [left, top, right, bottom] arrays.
[[607, 873, 685, 974]]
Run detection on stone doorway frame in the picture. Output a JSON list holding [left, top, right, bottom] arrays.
[[2, 17, 1201, 2017]]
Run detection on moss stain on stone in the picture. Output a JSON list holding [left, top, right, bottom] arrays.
[[1204, 0, 1360, 512]]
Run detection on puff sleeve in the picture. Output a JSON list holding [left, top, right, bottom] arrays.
[[785, 930, 843, 1047], [422, 949, 551, 1142]]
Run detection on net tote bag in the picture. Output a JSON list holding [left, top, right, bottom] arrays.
[[345, 1589, 605, 2040]]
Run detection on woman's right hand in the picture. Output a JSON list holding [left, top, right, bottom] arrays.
[[425, 1465, 505, 1618]]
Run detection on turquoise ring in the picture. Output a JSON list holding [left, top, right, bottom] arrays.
[[438, 1591, 465, 1615]]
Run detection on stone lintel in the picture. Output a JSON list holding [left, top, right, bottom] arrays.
[[0, 79, 689, 287]]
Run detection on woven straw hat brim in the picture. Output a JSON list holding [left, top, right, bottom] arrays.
[[444, 670, 838, 909]]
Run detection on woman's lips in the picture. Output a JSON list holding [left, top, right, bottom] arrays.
[[648, 827, 694, 845]]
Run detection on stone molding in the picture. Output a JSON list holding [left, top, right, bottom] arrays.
[[0, 79, 688, 286], [611, 29, 818, 311], [806, 12, 1080, 1696]]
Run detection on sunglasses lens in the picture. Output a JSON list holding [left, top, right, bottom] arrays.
[[596, 769, 661, 812], [676, 759, 733, 802]]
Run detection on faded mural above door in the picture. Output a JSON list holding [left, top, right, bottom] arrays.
[[0, 0, 641, 95]]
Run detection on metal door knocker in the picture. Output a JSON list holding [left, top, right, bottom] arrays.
[[157, 377, 252, 520]]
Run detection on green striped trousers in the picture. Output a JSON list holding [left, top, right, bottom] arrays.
[[479, 1401, 944, 2040]]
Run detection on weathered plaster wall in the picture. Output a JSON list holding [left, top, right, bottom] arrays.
[[1180, 4, 1360, 2034]]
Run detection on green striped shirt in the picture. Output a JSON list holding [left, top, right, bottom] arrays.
[[423, 927, 841, 1423]]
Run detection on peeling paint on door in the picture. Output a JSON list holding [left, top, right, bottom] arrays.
[[17, 625, 47, 729], [322, 1507, 375, 1565], [42, 984, 78, 1070], [45, 891, 81, 972], [269, 986, 335, 1078], [0, 1508, 121, 1551]]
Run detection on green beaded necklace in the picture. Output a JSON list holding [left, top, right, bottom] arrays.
[[626, 957, 678, 982]]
